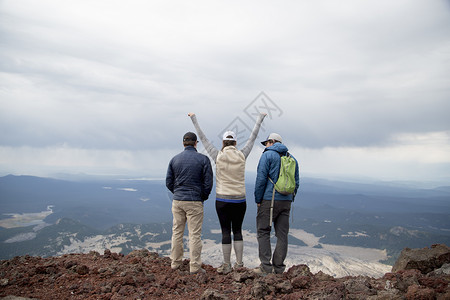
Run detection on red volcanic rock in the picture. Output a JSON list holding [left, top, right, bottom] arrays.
[[0, 245, 449, 299], [392, 244, 450, 274]]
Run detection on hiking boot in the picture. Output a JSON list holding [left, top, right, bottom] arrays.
[[217, 263, 232, 274], [234, 262, 244, 269], [190, 268, 206, 275], [253, 266, 271, 276]]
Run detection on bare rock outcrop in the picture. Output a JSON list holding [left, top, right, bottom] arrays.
[[392, 244, 450, 274], [0, 245, 449, 299]]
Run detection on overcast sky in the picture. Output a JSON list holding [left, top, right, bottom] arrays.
[[1, 0, 449, 184]]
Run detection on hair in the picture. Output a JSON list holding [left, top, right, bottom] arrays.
[[183, 140, 196, 147], [221, 136, 236, 150], [265, 139, 280, 146]]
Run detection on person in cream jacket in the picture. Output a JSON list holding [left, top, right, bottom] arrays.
[[189, 112, 266, 274]]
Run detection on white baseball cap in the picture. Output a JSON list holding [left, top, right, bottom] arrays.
[[222, 131, 237, 141], [261, 133, 282, 145]]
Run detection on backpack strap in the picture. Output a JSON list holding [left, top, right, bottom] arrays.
[[267, 151, 283, 184], [268, 177, 276, 226], [269, 181, 275, 227]]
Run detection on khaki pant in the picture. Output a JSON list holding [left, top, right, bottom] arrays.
[[171, 200, 204, 273]]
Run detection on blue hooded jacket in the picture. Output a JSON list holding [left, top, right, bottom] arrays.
[[166, 146, 213, 201], [254, 142, 299, 203]]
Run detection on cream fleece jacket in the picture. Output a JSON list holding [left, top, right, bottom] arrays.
[[190, 113, 266, 199]]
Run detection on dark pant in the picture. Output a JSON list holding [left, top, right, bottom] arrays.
[[215, 201, 246, 244], [256, 199, 291, 274]]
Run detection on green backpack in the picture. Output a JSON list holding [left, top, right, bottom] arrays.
[[269, 152, 296, 195], [268, 152, 297, 225]]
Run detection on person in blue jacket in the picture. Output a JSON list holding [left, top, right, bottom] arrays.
[[254, 133, 299, 275], [166, 132, 213, 274]]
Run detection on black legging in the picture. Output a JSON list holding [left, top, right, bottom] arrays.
[[215, 201, 247, 244]]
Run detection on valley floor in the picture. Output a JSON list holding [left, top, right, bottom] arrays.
[[194, 229, 391, 278]]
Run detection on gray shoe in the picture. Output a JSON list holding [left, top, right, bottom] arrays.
[[190, 268, 206, 275], [253, 266, 271, 276], [234, 262, 244, 269], [217, 263, 232, 274]]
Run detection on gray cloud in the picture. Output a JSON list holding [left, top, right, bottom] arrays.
[[1, 0, 449, 180]]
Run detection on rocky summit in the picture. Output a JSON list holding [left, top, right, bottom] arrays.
[[0, 245, 449, 300]]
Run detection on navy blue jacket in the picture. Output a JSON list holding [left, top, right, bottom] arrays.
[[166, 146, 213, 201], [254, 142, 299, 203]]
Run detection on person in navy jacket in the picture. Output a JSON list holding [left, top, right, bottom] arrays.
[[166, 132, 213, 274]]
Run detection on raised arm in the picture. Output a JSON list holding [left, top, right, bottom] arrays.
[[240, 113, 267, 158], [188, 113, 219, 162]]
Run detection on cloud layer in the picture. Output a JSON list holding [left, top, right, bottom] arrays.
[[1, 0, 449, 182]]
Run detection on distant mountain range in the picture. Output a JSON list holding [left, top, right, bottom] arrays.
[[0, 174, 449, 274]]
